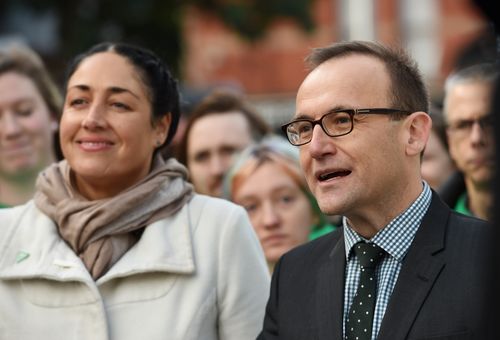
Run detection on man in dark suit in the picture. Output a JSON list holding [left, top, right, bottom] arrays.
[[258, 41, 494, 340]]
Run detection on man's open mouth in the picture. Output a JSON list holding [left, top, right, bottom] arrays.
[[318, 170, 351, 181]]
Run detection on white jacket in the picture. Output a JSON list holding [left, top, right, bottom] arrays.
[[0, 195, 270, 340]]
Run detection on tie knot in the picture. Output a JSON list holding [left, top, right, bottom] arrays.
[[353, 242, 385, 268]]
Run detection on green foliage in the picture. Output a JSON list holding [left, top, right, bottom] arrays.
[[187, 0, 315, 40], [1, 0, 315, 78], [2, 0, 183, 75]]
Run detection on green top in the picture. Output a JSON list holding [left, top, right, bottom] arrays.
[[454, 192, 473, 217], [0, 203, 9, 209], [309, 223, 336, 240]]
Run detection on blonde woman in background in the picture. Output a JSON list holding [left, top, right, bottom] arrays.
[[0, 42, 62, 208], [224, 135, 337, 271]]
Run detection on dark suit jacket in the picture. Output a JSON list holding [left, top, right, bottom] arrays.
[[257, 192, 495, 340]]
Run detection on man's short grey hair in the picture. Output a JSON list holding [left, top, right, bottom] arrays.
[[443, 63, 499, 120], [445, 63, 499, 93]]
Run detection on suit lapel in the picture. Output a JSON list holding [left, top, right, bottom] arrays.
[[377, 193, 448, 340], [317, 231, 346, 340]]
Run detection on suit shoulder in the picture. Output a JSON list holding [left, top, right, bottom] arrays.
[[445, 211, 493, 253], [427, 192, 491, 239], [447, 210, 491, 231]]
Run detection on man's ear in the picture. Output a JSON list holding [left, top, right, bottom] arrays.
[[154, 113, 172, 146], [404, 111, 432, 157]]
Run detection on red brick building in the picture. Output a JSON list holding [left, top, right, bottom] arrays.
[[181, 0, 489, 126]]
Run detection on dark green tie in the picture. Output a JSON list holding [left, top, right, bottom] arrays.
[[345, 242, 386, 340]]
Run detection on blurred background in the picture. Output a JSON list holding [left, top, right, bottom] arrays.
[[0, 0, 496, 129]]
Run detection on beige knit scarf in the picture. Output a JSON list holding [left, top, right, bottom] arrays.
[[34, 155, 193, 280]]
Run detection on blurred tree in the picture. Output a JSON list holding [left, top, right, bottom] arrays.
[[1, 0, 183, 81], [1, 0, 315, 81], [188, 0, 315, 40]]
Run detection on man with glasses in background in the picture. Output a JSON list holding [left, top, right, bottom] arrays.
[[439, 63, 497, 221], [258, 41, 494, 340]]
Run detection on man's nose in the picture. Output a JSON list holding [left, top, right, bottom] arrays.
[[469, 120, 487, 146], [209, 155, 226, 175], [308, 124, 337, 159]]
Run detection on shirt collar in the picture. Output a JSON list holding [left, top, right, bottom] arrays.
[[344, 182, 432, 261]]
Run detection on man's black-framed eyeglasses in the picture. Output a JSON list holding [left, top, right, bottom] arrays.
[[281, 108, 411, 146]]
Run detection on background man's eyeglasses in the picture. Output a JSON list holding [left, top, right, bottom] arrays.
[[446, 115, 493, 139], [281, 108, 411, 146]]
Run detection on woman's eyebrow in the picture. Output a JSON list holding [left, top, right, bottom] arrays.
[[68, 84, 139, 99], [108, 86, 140, 99]]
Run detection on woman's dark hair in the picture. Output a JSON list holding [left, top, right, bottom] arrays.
[[64, 42, 180, 147]]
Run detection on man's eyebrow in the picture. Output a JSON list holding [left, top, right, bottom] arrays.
[[194, 149, 209, 158], [293, 113, 313, 120], [293, 106, 350, 120]]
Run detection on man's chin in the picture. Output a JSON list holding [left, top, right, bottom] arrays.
[[472, 179, 493, 192], [317, 199, 345, 216]]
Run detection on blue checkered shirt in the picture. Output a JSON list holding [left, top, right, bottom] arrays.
[[342, 182, 432, 340]]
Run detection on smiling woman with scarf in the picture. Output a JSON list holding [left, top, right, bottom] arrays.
[[0, 42, 270, 340]]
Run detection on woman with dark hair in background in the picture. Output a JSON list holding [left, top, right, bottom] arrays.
[[0, 42, 62, 208], [0, 42, 269, 340]]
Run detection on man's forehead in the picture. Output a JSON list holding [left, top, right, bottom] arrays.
[[191, 114, 251, 135], [188, 113, 252, 152], [445, 96, 493, 122], [195, 141, 248, 154], [295, 56, 391, 118]]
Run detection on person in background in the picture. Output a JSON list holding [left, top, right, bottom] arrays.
[[0, 42, 269, 340], [421, 106, 456, 190], [224, 135, 336, 271], [468, 1, 500, 336], [0, 42, 62, 208], [439, 63, 497, 220], [258, 40, 493, 340], [176, 90, 271, 197]]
